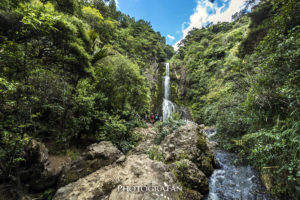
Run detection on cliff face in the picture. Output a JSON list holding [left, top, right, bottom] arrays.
[[53, 122, 216, 200], [169, 59, 187, 106], [168, 17, 251, 124], [144, 61, 165, 115]]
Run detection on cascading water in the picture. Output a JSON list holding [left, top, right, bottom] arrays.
[[162, 63, 175, 121], [204, 129, 274, 200]]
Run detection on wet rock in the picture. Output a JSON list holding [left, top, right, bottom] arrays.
[[181, 188, 203, 200], [172, 159, 209, 194], [58, 141, 123, 187], [207, 141, 218, 149]]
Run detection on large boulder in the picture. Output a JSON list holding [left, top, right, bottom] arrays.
[[54, 154, 202, 200], [160, 122, 215, 176], [20, 140, 61, 191], [128, 125, 158, 155], [58, 141, 124, 187], [171, 159, 209, 194]]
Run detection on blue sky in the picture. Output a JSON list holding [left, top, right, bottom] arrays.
[[117, 0, 247, 50]]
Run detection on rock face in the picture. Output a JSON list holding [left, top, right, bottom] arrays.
[[145, 62, 165, 114], [20, 140, 60, 191], [19, 140, 123, 191], [55, 154, 185, 200], [128, 125, 158, 155], [161, 122, 215, 176], [171, 159, 209, 193], [53, 123, 216, 200], [58, 141, 124, 187]]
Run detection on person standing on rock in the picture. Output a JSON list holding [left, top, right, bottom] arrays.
[[150, 113, 155, 124], [135, 113, 140, 120], [154, 114, 159, 123]]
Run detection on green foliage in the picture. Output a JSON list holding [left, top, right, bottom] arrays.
[[82, 6, 104, 20], [172, 0, 300, 198], [238, 121, 300, 198], [173, 160, 189, 186], [52, 0, 80, 15], [147, 146, 164, 161], [66, 148, 81, 161], [93, 53, 150, 115], [41, 188, 56, 200], [238, 0, 273, 57], [0, 131, 31, 182], [0, 0, 170, 192], [171, 17, 249, 124]]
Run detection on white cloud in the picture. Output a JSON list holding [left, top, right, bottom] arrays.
[[173, 0, 246, 51], [167, 34, 175, 40], [115, 0, 119, 8], [208, 0, 245, 23]]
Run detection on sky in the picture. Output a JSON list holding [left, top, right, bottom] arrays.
[[117, 0, 247, 50]]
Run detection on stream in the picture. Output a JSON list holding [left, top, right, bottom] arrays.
[[204, 129, 274, 200]]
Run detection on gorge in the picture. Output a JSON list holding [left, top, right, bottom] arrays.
[[0, 0, 299, 199]]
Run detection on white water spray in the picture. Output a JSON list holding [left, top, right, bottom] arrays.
[[162, 63, 175, 121]]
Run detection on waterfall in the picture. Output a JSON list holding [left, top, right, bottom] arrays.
[[162, 63, 175, 121]]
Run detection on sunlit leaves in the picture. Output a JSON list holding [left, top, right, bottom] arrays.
[[20, 0, 59, 32], [82, 6, 103, 20]]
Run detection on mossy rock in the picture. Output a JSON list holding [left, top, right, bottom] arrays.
[[177, 188, 203, 200]]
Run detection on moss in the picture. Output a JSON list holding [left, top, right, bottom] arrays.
[[150, 62, 165, 114], [176, 188, 203, 200], [66, 148, 81, 161], [179, 153, 188, 160], [197, 134, 207, 152], [173, 160, 189, 187], [59, 171, 80, 187], [147, 146, 164, 161]]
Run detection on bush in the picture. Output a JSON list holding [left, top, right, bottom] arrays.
[[97, 116, 142, 153], [154, 118, 186, 145], [147, 146, 164, 161], [238, 121, 300, 198]]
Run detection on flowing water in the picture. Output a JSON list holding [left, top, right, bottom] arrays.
[[204, 129, 274, 200], [162, 63, 175, 121]]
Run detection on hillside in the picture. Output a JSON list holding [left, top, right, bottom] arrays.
[[170, 0, 300, 198]]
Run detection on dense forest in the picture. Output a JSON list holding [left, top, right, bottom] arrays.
[[170, 0, 300, 198], [0, 0, 299, 199]]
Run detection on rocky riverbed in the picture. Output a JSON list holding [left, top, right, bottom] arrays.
[[204, 129, 275, 200]]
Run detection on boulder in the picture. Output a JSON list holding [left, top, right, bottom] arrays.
[[171, 159, 209, 194], [53, 124, 217, 200], [160, 122, 215, 176], [58, 141, 123, 187], [128, 125, 158, 155], [54, 154, 197, 200], [20, 140, 61, 191]]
